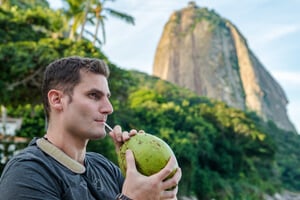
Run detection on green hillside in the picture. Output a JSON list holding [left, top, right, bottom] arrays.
[[1, 2, 300, 199]]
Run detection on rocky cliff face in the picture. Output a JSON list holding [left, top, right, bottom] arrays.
[[153, 2, 296, 132]]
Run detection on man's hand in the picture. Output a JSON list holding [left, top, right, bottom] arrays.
[[109, 125, 140, 152], [121, 150, 182, 200]]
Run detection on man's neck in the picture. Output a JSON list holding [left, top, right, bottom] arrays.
[[44, 130, 87, 165]]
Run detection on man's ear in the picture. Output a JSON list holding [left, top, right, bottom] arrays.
[[48, 89, 64, 111]]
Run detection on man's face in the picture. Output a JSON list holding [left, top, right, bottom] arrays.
[[61, 71, 113, 140]]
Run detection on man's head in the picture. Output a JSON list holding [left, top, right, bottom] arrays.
[[42, 56, 110, 122]]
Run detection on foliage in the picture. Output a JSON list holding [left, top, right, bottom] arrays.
[[0, 38, 107, 105], [174, 7, 227, 37], [6, 104, 45, 138], [0, 6, 68, 43], [194, 7, 226, 28], [2, 0, 49, 10], [248, 118, 300, 192]]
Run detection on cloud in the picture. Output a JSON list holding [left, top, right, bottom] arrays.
[[261, 24, 300, 43]]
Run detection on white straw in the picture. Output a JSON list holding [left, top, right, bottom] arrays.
[[104, 122, 113, 132]]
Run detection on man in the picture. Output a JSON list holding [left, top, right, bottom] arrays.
[[0, 56, 181, 199]]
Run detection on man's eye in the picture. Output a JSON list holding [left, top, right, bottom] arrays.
[[89, 93, 99, 99]]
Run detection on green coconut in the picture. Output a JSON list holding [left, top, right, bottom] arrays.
[[118, 133, 178, 179]]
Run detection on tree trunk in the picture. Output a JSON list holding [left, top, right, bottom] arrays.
[[78, 0, 91, 40]]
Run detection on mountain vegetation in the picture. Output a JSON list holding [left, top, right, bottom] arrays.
[[0, 1, 299, 199]]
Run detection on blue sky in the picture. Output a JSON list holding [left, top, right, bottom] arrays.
[[49, 0, 300, 133]]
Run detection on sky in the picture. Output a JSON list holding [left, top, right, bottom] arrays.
[[49, 0, 300, 133]]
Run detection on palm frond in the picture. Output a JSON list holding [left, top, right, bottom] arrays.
[[104, 8, 135, 25]]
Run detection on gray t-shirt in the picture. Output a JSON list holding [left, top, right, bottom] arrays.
[[0, 138, 124, 200]]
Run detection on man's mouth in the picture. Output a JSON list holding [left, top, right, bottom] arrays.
[[95, 119, 105, 123]]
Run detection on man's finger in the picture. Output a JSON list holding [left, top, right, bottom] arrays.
[[162, 167, 181, 190], [160, 186, 178, 199], [129, 129, 138, 136], [114, 125, 123, 142], [156, 155, 178, 181]]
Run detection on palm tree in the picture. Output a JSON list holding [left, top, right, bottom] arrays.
[[77, 0, 91, 40], [62, 0, 85, 40], [63, 0, 134, 45], [90, 0, 135, 45]]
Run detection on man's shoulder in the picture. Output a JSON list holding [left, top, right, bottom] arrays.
[[2, 138, 50, 172], [11, 138, 45, 161], [0, 138, 64, 199]]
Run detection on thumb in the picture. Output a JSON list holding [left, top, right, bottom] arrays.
[[125, 150, 137, 175]]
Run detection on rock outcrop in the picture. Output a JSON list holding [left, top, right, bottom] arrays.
[[153, 2, 296, 132]]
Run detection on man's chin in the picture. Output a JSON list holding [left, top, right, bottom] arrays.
[[90, 132, 106, 140]]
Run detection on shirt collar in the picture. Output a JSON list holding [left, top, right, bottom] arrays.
[[36, 137, 86, 174]]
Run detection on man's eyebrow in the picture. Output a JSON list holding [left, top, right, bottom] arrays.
[[89, 88, 111, 97]]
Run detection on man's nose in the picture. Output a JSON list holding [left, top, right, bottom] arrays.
[[101, 97, 113, 114]]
